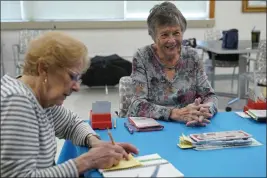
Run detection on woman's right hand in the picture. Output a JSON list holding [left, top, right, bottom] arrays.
[[74, 143, 126, 174]]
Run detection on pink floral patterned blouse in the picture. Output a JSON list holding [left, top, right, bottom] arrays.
[[127, 45, 218, 120]]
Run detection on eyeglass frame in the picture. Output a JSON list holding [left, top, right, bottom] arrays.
[[65, 67, 82, 84]]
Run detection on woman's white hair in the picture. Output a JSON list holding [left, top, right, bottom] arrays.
[[147, 1, 187, 41]]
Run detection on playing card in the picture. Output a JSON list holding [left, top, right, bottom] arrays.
[[92, 101, 111, 114], [189, 130, 252, 143]]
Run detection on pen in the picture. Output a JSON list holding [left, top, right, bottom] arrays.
[[252, 26, 256, 31], [124, 122, 134, 134], [114, 111, 119, 129], [150, 165, 160, 177], [107, 128, 115, 145]]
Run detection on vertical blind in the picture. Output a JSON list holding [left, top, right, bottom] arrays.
[[1, 1, 210, 21]]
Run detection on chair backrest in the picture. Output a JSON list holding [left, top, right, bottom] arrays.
[[250, 40, 267, 86], [254, 40, 266, 73], [1, 43, 4, 77], [204, 29, 222, 41], [19, 30, 50, 54], [13, 29, 51, 76], [201, 29, 221, 61], [118, 76, 134, 117]]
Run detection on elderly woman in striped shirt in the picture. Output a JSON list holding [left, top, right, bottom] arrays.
[[127, 2, 218, 127], [1, 32, 138, 177]]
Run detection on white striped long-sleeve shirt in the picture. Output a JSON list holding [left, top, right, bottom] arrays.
[[1, 75, 96, 177]]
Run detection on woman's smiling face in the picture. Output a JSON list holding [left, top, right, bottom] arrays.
[[154, 25, 183, 60]]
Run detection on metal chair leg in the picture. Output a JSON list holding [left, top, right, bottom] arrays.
[[231, 67, 236, 93], [105, 85, 108, 95], [201, 50, 205, 61], [225, 74, 242, 112]]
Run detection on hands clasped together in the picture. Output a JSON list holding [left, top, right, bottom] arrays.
[[170, 98, 213, 127]]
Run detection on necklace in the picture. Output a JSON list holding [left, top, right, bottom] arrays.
[[152, 44, 180, 71], [164, 65, 176, 70], [161, 59, 179, 70]]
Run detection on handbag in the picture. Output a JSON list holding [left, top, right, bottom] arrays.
[[222, 29, 239, 49]]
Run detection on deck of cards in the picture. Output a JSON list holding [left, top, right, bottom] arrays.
[[90, 101, 112, 129], [190, 130, 251, 143], [178, 130, 262, 150], [92, 101, 111, 114]]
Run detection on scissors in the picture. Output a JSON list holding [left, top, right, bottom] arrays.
[[135, 165, 160, 177]]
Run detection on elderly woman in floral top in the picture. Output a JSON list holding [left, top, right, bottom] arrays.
[[127, 1, 218, 127]]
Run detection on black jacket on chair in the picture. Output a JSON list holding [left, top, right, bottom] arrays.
[[81, 54, 132, 86]]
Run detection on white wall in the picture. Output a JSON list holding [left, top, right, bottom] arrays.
[[1, 1, 266, 76]]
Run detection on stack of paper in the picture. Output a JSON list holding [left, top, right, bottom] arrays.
[[178, 130, 262, 150], [246, 109, 267, 122], [102, 154, 142, 171], [178, 134, 196, 149], [99, 154, 184, 177]]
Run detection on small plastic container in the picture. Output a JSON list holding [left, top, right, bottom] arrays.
[[90, 110, 112, 130], [243, 98, 266, 112]]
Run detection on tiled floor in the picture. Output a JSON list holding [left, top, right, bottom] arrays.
[[55, 79, 248, 162]]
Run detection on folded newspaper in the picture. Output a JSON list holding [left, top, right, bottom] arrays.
[[178, 130, 262, 151]]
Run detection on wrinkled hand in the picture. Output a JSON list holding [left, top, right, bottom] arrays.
[[186, 98, 212, 127], [74, 144, 127, 173], [170, 98, 212, 126], [91, 141, 139, 159]]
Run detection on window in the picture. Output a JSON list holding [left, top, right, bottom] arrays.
[[1, 1, 21, 21], [22, 1, 124, 20], [1, 1, 212, 21], [125, 1, 209, 20]]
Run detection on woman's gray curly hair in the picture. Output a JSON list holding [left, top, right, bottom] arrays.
[[147, 1, 187, 41]]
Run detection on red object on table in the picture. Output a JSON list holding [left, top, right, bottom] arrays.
[[90, 110, 112, 130], [243, 98, 267, 112]]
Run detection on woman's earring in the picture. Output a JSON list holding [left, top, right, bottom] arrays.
[[43, 78, 47, 84]]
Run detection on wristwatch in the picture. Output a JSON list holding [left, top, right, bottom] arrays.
[[85, 133, 101, 148]]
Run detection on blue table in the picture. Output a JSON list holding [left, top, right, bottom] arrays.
[[57, 112, 266, 177]]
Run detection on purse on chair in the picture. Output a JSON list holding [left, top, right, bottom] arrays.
[[222, 29, 239, 49]]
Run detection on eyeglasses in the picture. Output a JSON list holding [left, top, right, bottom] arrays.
[[65, 67, 82, 84]]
